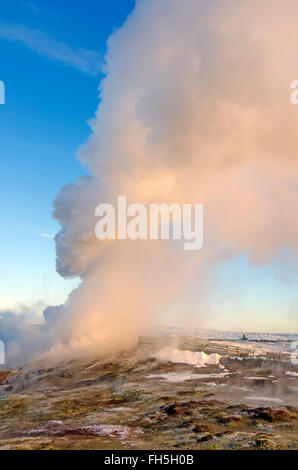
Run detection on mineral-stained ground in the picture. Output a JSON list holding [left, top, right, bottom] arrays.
[[0, 348, 297, 450]]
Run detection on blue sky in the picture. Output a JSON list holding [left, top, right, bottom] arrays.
[[0, 1, 297, 332], [0, 0, 135, 310]]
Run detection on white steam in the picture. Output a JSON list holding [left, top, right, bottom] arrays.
[[48, 0, 298, 357], [2, 0, 298, 361], [154, 347, 221, 367]]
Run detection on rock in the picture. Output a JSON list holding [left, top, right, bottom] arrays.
[[285, 405, 298, 413], [197, 399, 223, 407], [214, 431, 235, 438], [193, 425, 210, 433], [159, 399, 224, 417], [25, 421, 142, 439], [196, 430, 236, 443], [217, 413, 242, 424], [254, 434, 276, 449], [197, 434, 212, 442], [0, 371, 14, 384], [226, 404, 247, 411], [246, 407, 291, 422], [160, 401, 200, 416]]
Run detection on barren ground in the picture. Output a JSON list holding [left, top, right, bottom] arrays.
[[0, 348, 297, 450]]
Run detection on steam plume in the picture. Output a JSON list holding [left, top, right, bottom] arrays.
[[51, 0, 298, 357], [4, 0, 298, 361]]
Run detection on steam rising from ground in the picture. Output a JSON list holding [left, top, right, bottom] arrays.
[[3, 0, 298, 361], [154, 348, 221, 367]]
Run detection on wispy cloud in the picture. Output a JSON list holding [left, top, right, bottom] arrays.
[[40, 232, 54, 239], [0, 23, 103, 75], [34, 229, 55, 239]]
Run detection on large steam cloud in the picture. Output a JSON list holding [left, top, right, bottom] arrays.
[[3, 0, 298, 362]]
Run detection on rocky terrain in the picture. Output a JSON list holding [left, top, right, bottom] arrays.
[[0, 348, 297, 450]]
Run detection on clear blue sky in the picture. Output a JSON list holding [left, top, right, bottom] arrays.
[[0, 0, 297, 332]]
